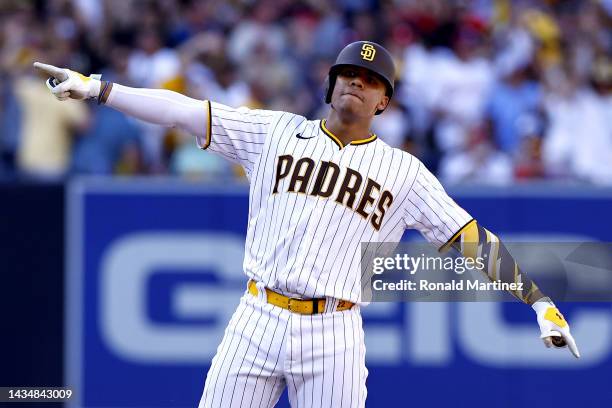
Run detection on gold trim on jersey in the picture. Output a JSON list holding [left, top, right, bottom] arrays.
[[439, 218, 476, 252], [320, 120, 344, 148], [248, 280, 354, 314], [351, 134, 377, 145], [201, 100, 212, 149], [320, 120, 377, 148]]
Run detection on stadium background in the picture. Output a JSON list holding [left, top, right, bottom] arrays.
[[1, 0, 611, 407]]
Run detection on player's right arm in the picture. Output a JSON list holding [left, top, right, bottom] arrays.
[[33, 62, 277, 176]]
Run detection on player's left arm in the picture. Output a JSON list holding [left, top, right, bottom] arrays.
[[440, 220, 580, 358], [404, 161, 579, 358]]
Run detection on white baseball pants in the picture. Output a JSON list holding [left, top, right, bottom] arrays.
[[199, 287, 367, 408]]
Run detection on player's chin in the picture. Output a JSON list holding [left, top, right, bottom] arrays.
[[335, 99, 367, 117]]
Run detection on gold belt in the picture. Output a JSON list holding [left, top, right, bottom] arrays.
[[248, 280, 354, 315]]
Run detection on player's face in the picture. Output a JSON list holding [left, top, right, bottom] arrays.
[[332, 66, 389, 118]]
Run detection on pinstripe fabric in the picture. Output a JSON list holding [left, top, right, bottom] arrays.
[[403, 163, 472, 248], [285, 306, 365, 408], [200, 294, 288, 408], [198, 103, 474, 407], [197, 101, 279, 180], [199, 103, 473, 303], [199, 293, 366, 408]]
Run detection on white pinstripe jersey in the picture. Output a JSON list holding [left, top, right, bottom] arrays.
[[196, 101, 472, 303]]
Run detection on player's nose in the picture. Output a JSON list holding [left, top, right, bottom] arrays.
[[349, 75, 364, 89]]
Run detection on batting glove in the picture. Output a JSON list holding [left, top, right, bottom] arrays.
[[33, 62, 101, 101], [532, 298, 580, 358]]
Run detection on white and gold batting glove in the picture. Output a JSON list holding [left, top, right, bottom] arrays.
[[33, 62, 101, 101], [532, 298, 580, 358]]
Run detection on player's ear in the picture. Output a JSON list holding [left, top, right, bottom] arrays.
[[377, 95, 390, 112]]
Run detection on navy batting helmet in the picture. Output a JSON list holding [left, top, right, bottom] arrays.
[[325, 41, 396, 115]]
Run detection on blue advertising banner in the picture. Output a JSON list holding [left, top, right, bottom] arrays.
[[67, 179, 612, 407]]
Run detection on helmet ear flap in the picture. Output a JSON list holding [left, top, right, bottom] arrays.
[[324, 74, 336, 104]]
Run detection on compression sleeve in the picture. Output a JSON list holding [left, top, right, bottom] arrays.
[[441, 220, 547, 305], [105, 84, 207, 140]]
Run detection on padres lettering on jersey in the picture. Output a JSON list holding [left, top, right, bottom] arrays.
[[198, 101, 472, 303], [272, 154, 393, 230]]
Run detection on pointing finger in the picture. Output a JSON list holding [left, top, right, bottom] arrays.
[[33, 62, 69, 82], [564, 333, 580, 358]]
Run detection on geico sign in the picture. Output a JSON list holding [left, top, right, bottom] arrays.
[[100, 233, 245, 363], [100, 233, 612, 368]]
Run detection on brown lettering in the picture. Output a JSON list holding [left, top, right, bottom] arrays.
[[273, 155, 294, 194], [310, 161, 340, 197], [288, 158, 315, 193], [335, 168, 363, 209], [371, 190, 393, 230], [356, 178, 381, 218]]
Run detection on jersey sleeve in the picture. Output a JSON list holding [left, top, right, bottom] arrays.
[[196, 100, 279, 175], [403, 161, 473, 249]]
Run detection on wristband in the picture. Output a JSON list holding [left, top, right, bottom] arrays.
[[98, 81, 113, 105]]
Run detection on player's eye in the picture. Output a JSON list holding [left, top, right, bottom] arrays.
[[366, 75, 380, 85]]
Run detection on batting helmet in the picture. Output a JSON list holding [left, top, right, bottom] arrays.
[[325, 41, 396, 115]]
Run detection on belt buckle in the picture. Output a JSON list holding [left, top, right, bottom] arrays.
[[287, 298, 298, 313]]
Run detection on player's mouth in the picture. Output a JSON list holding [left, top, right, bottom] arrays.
[[342, 92, 363, 101]]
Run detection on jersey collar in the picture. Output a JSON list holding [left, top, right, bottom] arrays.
[[320, 120, 377, 149]]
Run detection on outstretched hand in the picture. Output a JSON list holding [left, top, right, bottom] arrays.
[[533, 299, 580, 358], [33, 62, 101, 101]]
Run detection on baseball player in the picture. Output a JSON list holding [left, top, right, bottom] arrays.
[[35, 40, 579, 408]]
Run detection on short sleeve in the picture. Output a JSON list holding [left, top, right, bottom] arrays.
[[403, 162, 473, 248], [196, 101, 279, 175]]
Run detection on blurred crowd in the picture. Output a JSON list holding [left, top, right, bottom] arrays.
[[0, 0, 610, 184]]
